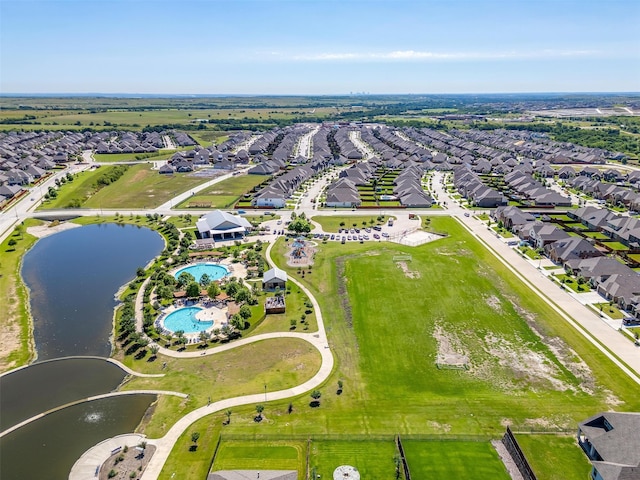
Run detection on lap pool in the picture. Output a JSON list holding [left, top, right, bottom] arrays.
[[174, 263, 229, 282], [163, 307, 213, 334]]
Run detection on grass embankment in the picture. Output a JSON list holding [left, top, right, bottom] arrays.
[[158, 217, 640, 479], [177, 174, 269, 209], [0, 220, 40, 372]]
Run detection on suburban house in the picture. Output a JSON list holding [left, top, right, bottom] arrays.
[[577, 412, 640, 480], [596, 273, 640, 312], [492, 206, 536, 231], [262, 267, 287, 291], [564, 257, 633, 286], [195, 210, 252, 241], [528, 224, 571, 249], [544, 237, 602, 265]]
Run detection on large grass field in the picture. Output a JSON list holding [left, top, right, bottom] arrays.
[[156, 216, 640, 480], [37, 164, 211, 209], [84, 164, 210, 209], [402, 440, 510, 479], [176, 174, 269, 209]]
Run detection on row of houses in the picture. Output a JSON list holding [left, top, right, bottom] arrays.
[[493, 205, 640, 316], [93, 131, 164, 154]]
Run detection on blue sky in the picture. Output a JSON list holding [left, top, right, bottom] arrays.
[[1, 0, 638, 94]]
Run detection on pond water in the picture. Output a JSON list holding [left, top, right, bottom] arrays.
[[1, 223, 164, 478], [22, 223, 164, 360], [0, 357, 127, 432], [0, 394, 156, 480]]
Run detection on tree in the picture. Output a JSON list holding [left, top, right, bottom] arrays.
[[177, 271, 195, 288], [149, 345, 159, 360], [199, 330, 210, 345], [239, 305, 252, 320], [207, 282, 220, 299], [200, 273, 211, 287], [7, 238, 17, 249], [310, 390, 321, 407], [186, 282, 201, 298], [224, 409, 232, 425], [255, 404, 264, 421], [191, 431, 200, 444], [337, 380, 343, 395]]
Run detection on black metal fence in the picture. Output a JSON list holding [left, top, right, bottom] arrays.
[[502, 426, 538, 480]]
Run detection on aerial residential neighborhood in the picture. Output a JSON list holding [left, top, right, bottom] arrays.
[[1, 0, 639, 479]]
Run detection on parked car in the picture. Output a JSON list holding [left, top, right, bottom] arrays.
[[330, 234, 335, 240], [373, 233, 380, 239], [382, 232, 389, 238]]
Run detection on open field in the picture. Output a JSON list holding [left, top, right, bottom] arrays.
[[403, 439, 510, 479], [176, 174, 269, 209], [85, 164, 211, 209], [37, 166, 114, 210], [212, 439, 305, 477], [157, 216, 640, 479], [515, 434, 590, 480]]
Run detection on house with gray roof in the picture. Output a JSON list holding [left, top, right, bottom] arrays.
[[262, 267, 288, 291], [544, 237, 602, 265], [578, 412, 640, 480]]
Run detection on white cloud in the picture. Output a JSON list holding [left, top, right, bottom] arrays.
[[284, 49, 602, 62]]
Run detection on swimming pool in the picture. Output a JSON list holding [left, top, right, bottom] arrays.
[[174, 263, 229, 283], [163, 307, 213, 334]]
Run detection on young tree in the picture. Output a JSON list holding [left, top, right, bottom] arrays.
[[255, 404, 264, 421], [207, 282, 220, 299], [310, 390, 321, 407], [186, 282, 201, 298]]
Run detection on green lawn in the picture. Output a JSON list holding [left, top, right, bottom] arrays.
[[310, 440, 397, 479], [84, 164, 210, 209], [553, 274, 591, 293], [515, 434, 590, 480], [403, 440, 510, 479], [310, 215, 392, 231], [177, 174, 270, 209], [602, 241, 629, 251], [591, 303, 625, 319], [582, 231, 610, 240], [212, 440, 305, 477]]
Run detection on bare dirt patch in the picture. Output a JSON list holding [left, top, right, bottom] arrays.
[[396, 261, 421, 279], [433, 324, 469, 367], [26, 220, 81, 238], [480, 333, 573, 392], [485, 295, 503, 312], [426, 420, 452, 433]]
